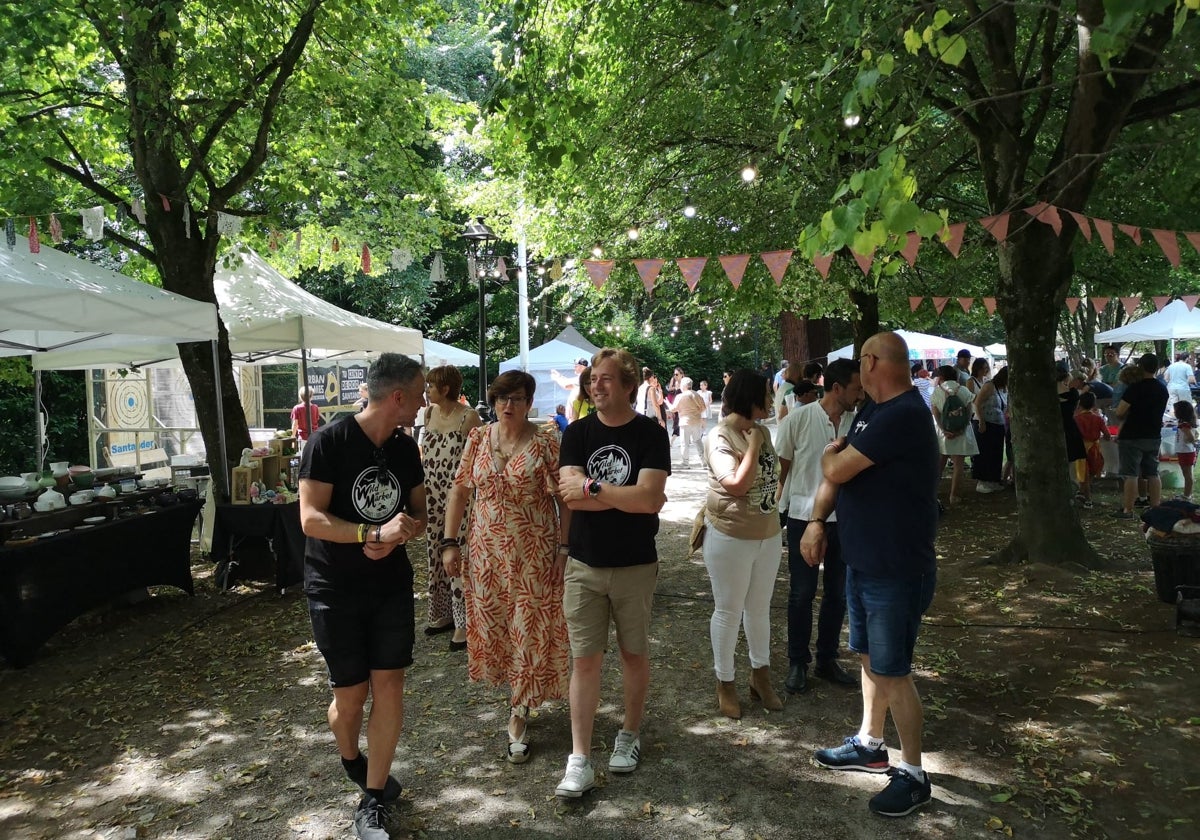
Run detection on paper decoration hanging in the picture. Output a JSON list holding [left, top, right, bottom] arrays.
[[1120, 296, 1140, 317], [81, 206, 104, 240], [428, 252, 446, 284], [717, 254, 749, 289], [361, 244, 371, 274], [1065, 297, 1080, 313], [957, 297, 973, 313], [582, 259, 615, 289], [1183, 295, 1199, 311], [1187, 232, 1200, 255], [4, 218, 15, 250], [1066, 210, 1092, 242], [216, 211, 243, 236], [132, 198, 147, 224], [676, 257, 707, 292], [1117, 223, 1142, 246], [909, 296, 923, 312], [979, 214, 1010, 243], [27, 217, 39, 253], [159, 194, 171, 211], [1090, 296, 1110, 313], [1092, 218, 1115, 254], [760, 250, 791, 285], [48, 213, 62, 244], [941, 223, 966, 258], [983, 297, 997, 315], [1153, 295, 1171, 311], [813, 253, 835, 279], [294, 230, 302, 250], [549, 259, 563, 281], [932, 296, 949, 314], [269, 229, 280, 251], [1150, 229, 1180, 267], [495, 257, 507, 278], [851, 249, 875, 276], [1025, 202, 1062, 235], [182, 203, 191, 239], [116, 203, 128, 224], [331, 236, 340, 252], [900, 232, 921, 267], [633, 259, 665, 294], [391, 247, 413, 272]]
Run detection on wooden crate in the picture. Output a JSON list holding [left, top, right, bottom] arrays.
[[231, 464, 258, 504], [254, 454, 286, 490]]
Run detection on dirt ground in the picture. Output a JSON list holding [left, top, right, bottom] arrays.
[[1, 456, 1198, 839]]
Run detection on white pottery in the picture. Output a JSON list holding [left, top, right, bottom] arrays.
[[0, 476, 25, 490], [96, 485, 117, 499], [40, 488, 66, 509], [50, 461, 70, 478], [21, 472, 40, 491]]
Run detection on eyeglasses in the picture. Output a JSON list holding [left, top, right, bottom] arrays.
[[857, 353, 880, 364], [494, 395, 527, 406]]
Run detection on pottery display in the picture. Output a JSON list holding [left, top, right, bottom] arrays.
[[21, 472, 40, 492], [95, 485, 117, 499], [50, 461, 70, 478]]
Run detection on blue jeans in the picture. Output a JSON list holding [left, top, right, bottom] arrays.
[[846, 566, 936, 677], [786, 518, 846, 666]]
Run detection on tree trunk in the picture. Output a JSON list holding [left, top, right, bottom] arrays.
[[779, 312, 831, 368], [849, 288, 880, 356]]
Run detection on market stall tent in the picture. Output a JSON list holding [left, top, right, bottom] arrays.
[[498, 327, 601, 417], [827, 330, 990, 364], [1094, 300, 1200, 344], [422, 339, 478, 368]]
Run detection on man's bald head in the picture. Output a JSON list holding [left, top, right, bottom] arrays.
[[863, 331, 910, 365], [860, 331, 915, 401]]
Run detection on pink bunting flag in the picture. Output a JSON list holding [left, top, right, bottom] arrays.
[[1120, 296, 1140, 317], [159, 194, 171, 212], [982, 297, 997, 315], [717, 254, 750, 289], [978, 214, 1010, 242], [1067, 210, 1092, 242], [583, 259, 615, 289], [812, 253, 835, 279], [941, 223, 966, 258], [1150, 229, 1181, 267], [1092, 218, 1115, 254], [1065, 297, 1080, 314], [1186, 232, 1200, 255], [361, 244, 371, 274], [760, 250, 792, 286], [1153, 295, 1171, 312], [48, 213, 63, 244], [1024, 202, 1062, 235], [900, 232, 921, 267], [851, 249, 874, 276], [27, 217, 39, 253], [1090, 296, 1110, 314], [332, 237, 340, 253], [676, 257, 707, 292], [633, 259, 665, 294], [495, 257, 507, 277], [1184, 295, 1200, 311], [958, 297, 973, 313], [1118, 223, 1142, 246], [932, 296, 950, 314], [909, 296, 923, 312]]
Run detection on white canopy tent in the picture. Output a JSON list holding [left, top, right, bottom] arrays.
[[828, 330, 990, 364], [422, 339, 478, 368], [499, 327, 601, 417], [1094, 299, 1200, 347], [985, 342, 1008, 359]]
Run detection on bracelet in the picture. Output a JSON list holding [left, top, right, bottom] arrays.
[[557, 546, 570, 556], [356, 523, 369, 543], [823, 442, 840, 454], [582, 476, 591, 498], [374, 524, 382, 543], [439, 537, 461, 548]]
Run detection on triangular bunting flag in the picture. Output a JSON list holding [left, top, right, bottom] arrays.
[[717, 254, 750, 289], [760, 250, 792, 285], [1065, 297, 1080, 314], [957, 297, 973, 313], [1120, 296, 1140, 317], [979, 214, 1010, 242], [813, 253, 834, 279], [1183, 295, 1199, 311], [941, 223, 967, 258], [1025, 202, 1062, 235], [909, 296, 923, 312], [900, 232, 921, 267], [132, 197, 147, 224], [361, 244, 372, 274], [932, 296, 950, 314], [1153, 295, 1171, 312], [983, 297, 997, 315], [1186, 232, 1200, 255], [583, 259, 615, 289], [48, 213, 62, 244], [677, 257, 707, 292], [1150, 229, 1180, 267], [851, 249, 875, 276], [27, 217, 39, 253], [1118, 223, 1143, 246], [1067, 210, 1092, 242], [1093, 218, 1115, 254], [1091, 296, 1110, 314], [496, 257, 507, 278], [429, 253, 446, 284], [634, 259, 666, 294]]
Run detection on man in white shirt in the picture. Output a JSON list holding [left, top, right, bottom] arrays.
[[775, 358, 863, 694], [911, 364, 935, 409], [1165, 352, 1196, 407]]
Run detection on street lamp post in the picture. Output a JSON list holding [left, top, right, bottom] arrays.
[[460, 217, 499, 413]]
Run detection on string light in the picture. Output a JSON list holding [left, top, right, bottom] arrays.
[[683, 205, 697, 218], [741, 165, 757, 182], [843, 113, 861, 128], [627, 227, 640, 240], [591, 243, 604, 258]]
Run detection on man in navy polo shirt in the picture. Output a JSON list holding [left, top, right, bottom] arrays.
[[801, 332, 939, 818]]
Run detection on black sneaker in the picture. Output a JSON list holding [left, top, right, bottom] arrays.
[[868, 767, 932, 817], [343, 754, 403, 802], [813, 736, 890, 773], [1135, 496, 1151, 507], [353, 796, 391, 839]]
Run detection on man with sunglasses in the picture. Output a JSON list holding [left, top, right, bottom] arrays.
[[299, 353, 429, 840]]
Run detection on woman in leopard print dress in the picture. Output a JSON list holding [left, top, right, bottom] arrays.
[[419, 366, 481, 649]]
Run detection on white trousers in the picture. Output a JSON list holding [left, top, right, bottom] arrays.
[[702, 526, 782, 681], [679, 424, 704, 466]]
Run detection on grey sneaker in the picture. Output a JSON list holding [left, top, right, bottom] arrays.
[[353, 796, 391, 840], [555, 754, 595, 798], [609, 729, 641, 773]]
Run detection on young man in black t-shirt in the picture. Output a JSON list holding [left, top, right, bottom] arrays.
[[554, 348, 670, 798], [299, 353, 428, 840]]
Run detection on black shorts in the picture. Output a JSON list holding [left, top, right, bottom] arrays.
[[308, 580, 415, 688]]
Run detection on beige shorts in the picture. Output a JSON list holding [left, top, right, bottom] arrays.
[[563, 558, 658, 658]]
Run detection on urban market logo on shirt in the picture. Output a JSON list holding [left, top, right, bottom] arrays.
[[587, 445, 632, 486], [353, 467, 401, 522]]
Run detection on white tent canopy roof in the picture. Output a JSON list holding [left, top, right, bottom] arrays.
[[1, 236, 218, 362], [422, 339, 478, 368], [828, 330, 990, 363], [33, 245, 422, 369], [1094, 299, 1200, 343], [553, 325, 601, 354]]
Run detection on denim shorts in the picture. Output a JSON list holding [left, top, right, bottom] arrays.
[[845, 567, 936, 677], [1117, 438, 1161, 479]]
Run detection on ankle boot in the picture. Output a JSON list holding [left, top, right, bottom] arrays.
[[716, 680, 741, 720], [749, 666, 784, 711]]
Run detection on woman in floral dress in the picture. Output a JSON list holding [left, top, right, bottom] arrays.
[[440, 371, 571, 764], [418, 366, 481, 649]]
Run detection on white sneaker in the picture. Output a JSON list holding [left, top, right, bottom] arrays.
[[555, 754, 595, 798], [609, 729, 641, 773], [976, 481, 1002, 494]]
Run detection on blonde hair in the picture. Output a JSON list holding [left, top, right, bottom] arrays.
[[592, 348, 641, 402]]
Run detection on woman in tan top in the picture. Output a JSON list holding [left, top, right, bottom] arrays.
[[701, 369, 783, 719]]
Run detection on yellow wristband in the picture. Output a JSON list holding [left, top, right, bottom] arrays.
[[357, 523, 369, 543]]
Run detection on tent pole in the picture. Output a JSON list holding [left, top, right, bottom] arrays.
[[300, 346, 311, 440], [34, 369, 44, 471], [517, 196, 530, 373], [211, 340, 230, 498]]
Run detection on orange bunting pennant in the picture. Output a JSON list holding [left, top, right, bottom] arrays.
[[361, 244, 372, 274], [27, 217, 39, 253], [983, 297, 997, 315], [676, 257, 707, 292], [958, 297, 973, 313], [978, 214, 1009, 242], [633, 259, 665, 294], [812, 253, 834, 279], [48, 213, 63, 244], [941, 223, 966, 258], [1025, 202, 1062, 235], [1186, 232, 1200, 255], [1153, 295, 1171, 312], [851, 249, 874, 276], [1065, 297, 1080, 314], [496, 257, 507, 277], [901, 232, 921, 267], [932, 296, 950, 314], [1183, 295, 1199, 311], [159, 194, 171, 212], [909, 296, 923, 312], [1150, 229, 1181, 267], [583, 259, 615, 289], [1091, 296, 1110, 314], [1120, 296, 1140, 317], [760, 250, 792, 285], [717, 254, 750, 289], [1067, 210, 1092, 242], [1092, 218, 1115, 254], [1118, 223, 1142, 246]]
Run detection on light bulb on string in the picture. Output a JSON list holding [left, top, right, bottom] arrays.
[[565, 315, 573, 323], [627, 227, 639, 240], [843, 113, 861, 128], [741, 165, 757, 182], [683, 205, 697, 218], [591, 244, 604, 258]]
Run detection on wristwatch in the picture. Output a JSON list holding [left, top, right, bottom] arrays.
[[588, 478, 602, 496]]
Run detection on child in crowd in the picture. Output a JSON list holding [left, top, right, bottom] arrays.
[[1175, 401, 1196, 501], [1073, 391, 1111, 508]]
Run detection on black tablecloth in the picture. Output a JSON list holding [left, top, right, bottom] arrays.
[[210, 502, 305, 592], [0, 501, 201, 668]]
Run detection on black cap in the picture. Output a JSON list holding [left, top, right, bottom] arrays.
[[575, 357, 589, 366], [957, 349, 971, 358]]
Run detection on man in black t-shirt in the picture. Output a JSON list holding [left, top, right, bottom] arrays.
[[299, 353, 428, 840], [553, 348, 670, 799], [1114, 353, 1170, 517]]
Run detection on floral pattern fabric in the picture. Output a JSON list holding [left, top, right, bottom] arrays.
[[419, 408, 472, 628]]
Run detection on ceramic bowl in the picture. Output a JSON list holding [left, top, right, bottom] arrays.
[[0, 476, 25, 490], [96, 485, 117, 499]]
